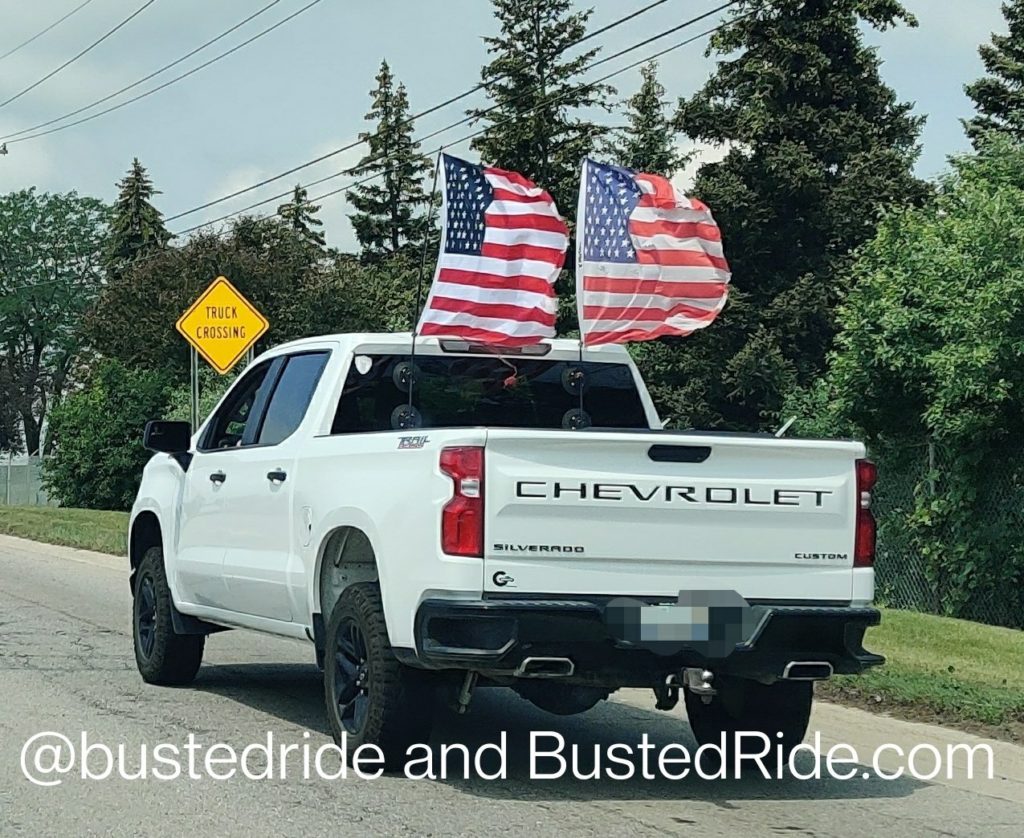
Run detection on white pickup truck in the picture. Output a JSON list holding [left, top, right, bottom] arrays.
[[130, 332, 882, 766]]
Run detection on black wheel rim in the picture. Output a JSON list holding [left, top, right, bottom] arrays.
[[333, 618, 370, 734], [136, 573, 157, 659]]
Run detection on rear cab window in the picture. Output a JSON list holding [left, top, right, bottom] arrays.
[[331, 354, 648, 433]]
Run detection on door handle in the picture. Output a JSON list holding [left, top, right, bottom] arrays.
[[209, 471, 226, 484], [267, 469, 287, 483]]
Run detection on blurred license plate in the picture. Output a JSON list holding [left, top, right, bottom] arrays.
[[637, 604, 709, 642]]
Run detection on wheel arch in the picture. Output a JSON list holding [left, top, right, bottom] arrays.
[[129, 510, 163, 593]]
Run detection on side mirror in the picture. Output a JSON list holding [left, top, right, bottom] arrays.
[[143, 420, 192, 454]]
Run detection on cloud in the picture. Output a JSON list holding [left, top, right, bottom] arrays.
[[671, 140, 731, 192], [0, 122, 56, 191]]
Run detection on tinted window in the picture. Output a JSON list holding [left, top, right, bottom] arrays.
[[201, 362, 274, 450], [257, 352, 329, 445], [331, 354, 648, 433]]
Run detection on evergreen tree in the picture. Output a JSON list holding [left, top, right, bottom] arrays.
[[105, 158, 170, 271], [348, 60, 432, 261], [965, 1, 1024, 144], [607, 62, 688, 176], [658, 0, 927, 430], [470, 0, 613, 215], [277, 184, 326, 248]]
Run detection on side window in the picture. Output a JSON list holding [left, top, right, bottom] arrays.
[[257, 352, 329, 445], [200, 361, 274, 451]]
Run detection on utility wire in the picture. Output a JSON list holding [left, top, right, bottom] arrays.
[[178, 9, 744, 235], [163, 0, 697, 224], [172, 0, 739, 232], [0, 0, 98, 64], [0, 0, 158, 111], [2, 0, 324, 143], [4, 4, 747, 293], [0, 0, 286, 142]]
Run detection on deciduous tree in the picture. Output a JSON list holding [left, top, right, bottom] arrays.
[[0, 189, 109, 454]]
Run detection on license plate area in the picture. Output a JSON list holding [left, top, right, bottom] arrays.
[[605, 591, 758, 657]]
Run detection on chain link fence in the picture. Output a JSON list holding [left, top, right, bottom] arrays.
[[873, 441, 1024, 629], [0, 454, 55, 507]]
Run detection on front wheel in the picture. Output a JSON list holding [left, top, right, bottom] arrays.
[[133, 546, 204, 685], [323, 583, 434, 770], [684, 676, 812, 760]]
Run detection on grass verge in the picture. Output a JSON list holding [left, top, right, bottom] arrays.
[[0, 505, 128, 556], [1, 507, 1021, 739], [819, 608, 1024, 742]]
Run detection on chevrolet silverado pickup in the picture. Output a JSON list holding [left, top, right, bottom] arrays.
[[130, 332, 882, 766]]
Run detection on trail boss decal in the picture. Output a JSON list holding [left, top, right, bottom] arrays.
[[515, 480, 833, 508]]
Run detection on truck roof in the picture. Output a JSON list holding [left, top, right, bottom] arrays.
[[261, 332, 634, 363]]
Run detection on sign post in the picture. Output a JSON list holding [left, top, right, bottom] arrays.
[[176, 276, 269, 426]]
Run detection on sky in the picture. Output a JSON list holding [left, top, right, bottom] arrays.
[[0, 0, 1009, 251]]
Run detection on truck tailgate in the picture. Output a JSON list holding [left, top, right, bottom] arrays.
[[483, 430, 863, 602]]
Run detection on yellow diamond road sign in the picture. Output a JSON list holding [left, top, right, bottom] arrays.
[[176, 276, 269, 374]]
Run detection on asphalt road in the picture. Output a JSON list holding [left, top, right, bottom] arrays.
[[1, 534, 1022, 837]]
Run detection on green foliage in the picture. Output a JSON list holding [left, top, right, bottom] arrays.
[[965, 0, 1024, 145], [277, 184, 327, 249], [105, 158, 170, 273], [348, 60, 433, 261], [792, 135, 1024, 622], [86, 216, 322, 377], [43, 359, 172, 511], [661, 0, 927, 431], [0, 188, 110, 454], [606, 62, 688, 176], [470, 0, 612, 215]]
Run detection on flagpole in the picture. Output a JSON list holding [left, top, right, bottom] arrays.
[[575, 157, 589, 428], [402, 149, 444, 425]]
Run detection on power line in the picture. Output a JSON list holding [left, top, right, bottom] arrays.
[[4, 3, 747, 293], [171, 0, 739, 232], [163, 0, 695, 224], [0, 0, 98, 64], [175, 6, 743, 236], [2, 0, 325, 144], [0, 0, 158, 111], [0, 0, 286, 143]]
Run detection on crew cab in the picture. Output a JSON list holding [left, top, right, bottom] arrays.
[[129, 332, 882, 765]]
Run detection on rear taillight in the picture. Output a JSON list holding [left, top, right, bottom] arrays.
[[440, 446, 484, 558], [854, 458, 877, 568]]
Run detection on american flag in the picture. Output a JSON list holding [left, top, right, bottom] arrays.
[[576, 159, 731, 346], [417, 154, 569, 345]]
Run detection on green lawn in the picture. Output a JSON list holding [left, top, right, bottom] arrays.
[[0, 505, 128, 555], [1, 505, 1021, 736], [820, 608, 1024, 735]]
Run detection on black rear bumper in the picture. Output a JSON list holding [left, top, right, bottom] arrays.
[[409, 596, 884, 687]]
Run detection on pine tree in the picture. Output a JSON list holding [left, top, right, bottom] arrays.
[[607, 62, 688, 176], [965, 1, 1024, 144], [277, 184, 326, 248], [470, 0, 613, 215], [348, 60, 432, 261], [105, 158, 170, 270], [659, 0, 928, 431]]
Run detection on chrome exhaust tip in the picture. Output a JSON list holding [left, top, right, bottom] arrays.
[[513, 656, 575, 678], [782, 661, 834, 681]]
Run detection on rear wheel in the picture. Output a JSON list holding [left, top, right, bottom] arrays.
[[684, 676, 812, 760], [323, 583, 434, 770], [133, 546, 204, 685]]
